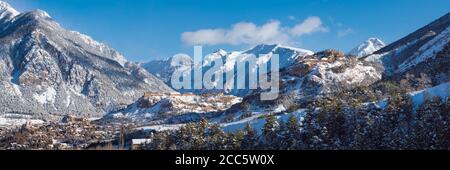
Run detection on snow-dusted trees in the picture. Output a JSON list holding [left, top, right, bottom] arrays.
[[378, 93, 414, 149], [399, 73, 433, 93], [261, 114, 279, 149], [141, 92, 448, 150], [414, 96, 449, 149], [278, 115, 302, 150], [241, 123, 258, 150], [205, 124, 227, 150]]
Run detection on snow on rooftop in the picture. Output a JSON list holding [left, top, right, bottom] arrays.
[[132, 139, 153, 145]]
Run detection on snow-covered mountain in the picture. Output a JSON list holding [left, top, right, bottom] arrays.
[[141, 54, 193, 84], [0, 1, 18, 22], [348, 38, 385, 57], [0, 1, 174, 124], [364, 13, 450, 82], [143, 44, 314, 96], [132, 49, 386, 130], [226, 49, 383, 115]]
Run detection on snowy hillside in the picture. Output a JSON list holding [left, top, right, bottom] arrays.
[[108, 92, 242, 124], [364, 13, 450, 79], [230, 50, 383, 113]]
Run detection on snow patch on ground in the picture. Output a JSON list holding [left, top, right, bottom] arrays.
[[135, 124, 185, 132], [409, 82, 450, 108], [222, 109, 307, 133], [372, 82, 450, 110], [0, 117, 44, 128], [33, 87, 57, 104], [134, 109, 308, 133]]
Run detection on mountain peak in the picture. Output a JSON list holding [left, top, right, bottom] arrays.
[[245, 44, 313, 56], [0, 1, 19, 19], [213, 49, 228, 56], [27, 9, 52, 19], [348, 37, 385, 57], [247, 44, 279, 53], [367, 37, 385, 46]]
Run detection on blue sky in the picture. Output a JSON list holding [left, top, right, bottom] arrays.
[[4, 0, 449, 62]]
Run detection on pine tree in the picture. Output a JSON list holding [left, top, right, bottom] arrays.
[[241, 123, 258, 150], [416, 73, 432, 90], [195, 118, 209, 149], [351, 105, 381, 149], [177, 123, 201, 149], [262, 114, 278, 149], [400, 73, 415, 92], [314, 96, 348, 149], [436, 97, 450, 149], [276, 119, 288, 149], [414, 96, 449, 149], [199, 118, 209, 130], [284, 115, 301, 149], [226, 130, 244, 150], [147, 132, 168, 150], [301, 105, 326, 149], [381, 93, 413, 149], [206, 124, 227, 150]]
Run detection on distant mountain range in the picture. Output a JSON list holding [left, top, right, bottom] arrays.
[[142, 44, 314, 96]]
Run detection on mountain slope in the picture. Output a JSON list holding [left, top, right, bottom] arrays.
[[364, 12, 450, 82], [0, 1, 174, 123]]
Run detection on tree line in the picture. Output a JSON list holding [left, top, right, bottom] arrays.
[[143, 93, 449, 150]]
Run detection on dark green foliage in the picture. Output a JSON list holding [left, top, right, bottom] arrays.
[[241, 123, 258, 150], [261, 114, 278, 149], [142, 93, 449, 150]]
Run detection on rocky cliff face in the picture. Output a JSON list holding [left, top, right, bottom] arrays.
[[0, 1, 174, 123]]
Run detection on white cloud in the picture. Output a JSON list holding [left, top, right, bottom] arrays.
[[290, 16, 328, 37], [337, 28, 353, 37], [181, 29, 228, 46], [288, 16, 296, 20], [181, 16, 328, 46]]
